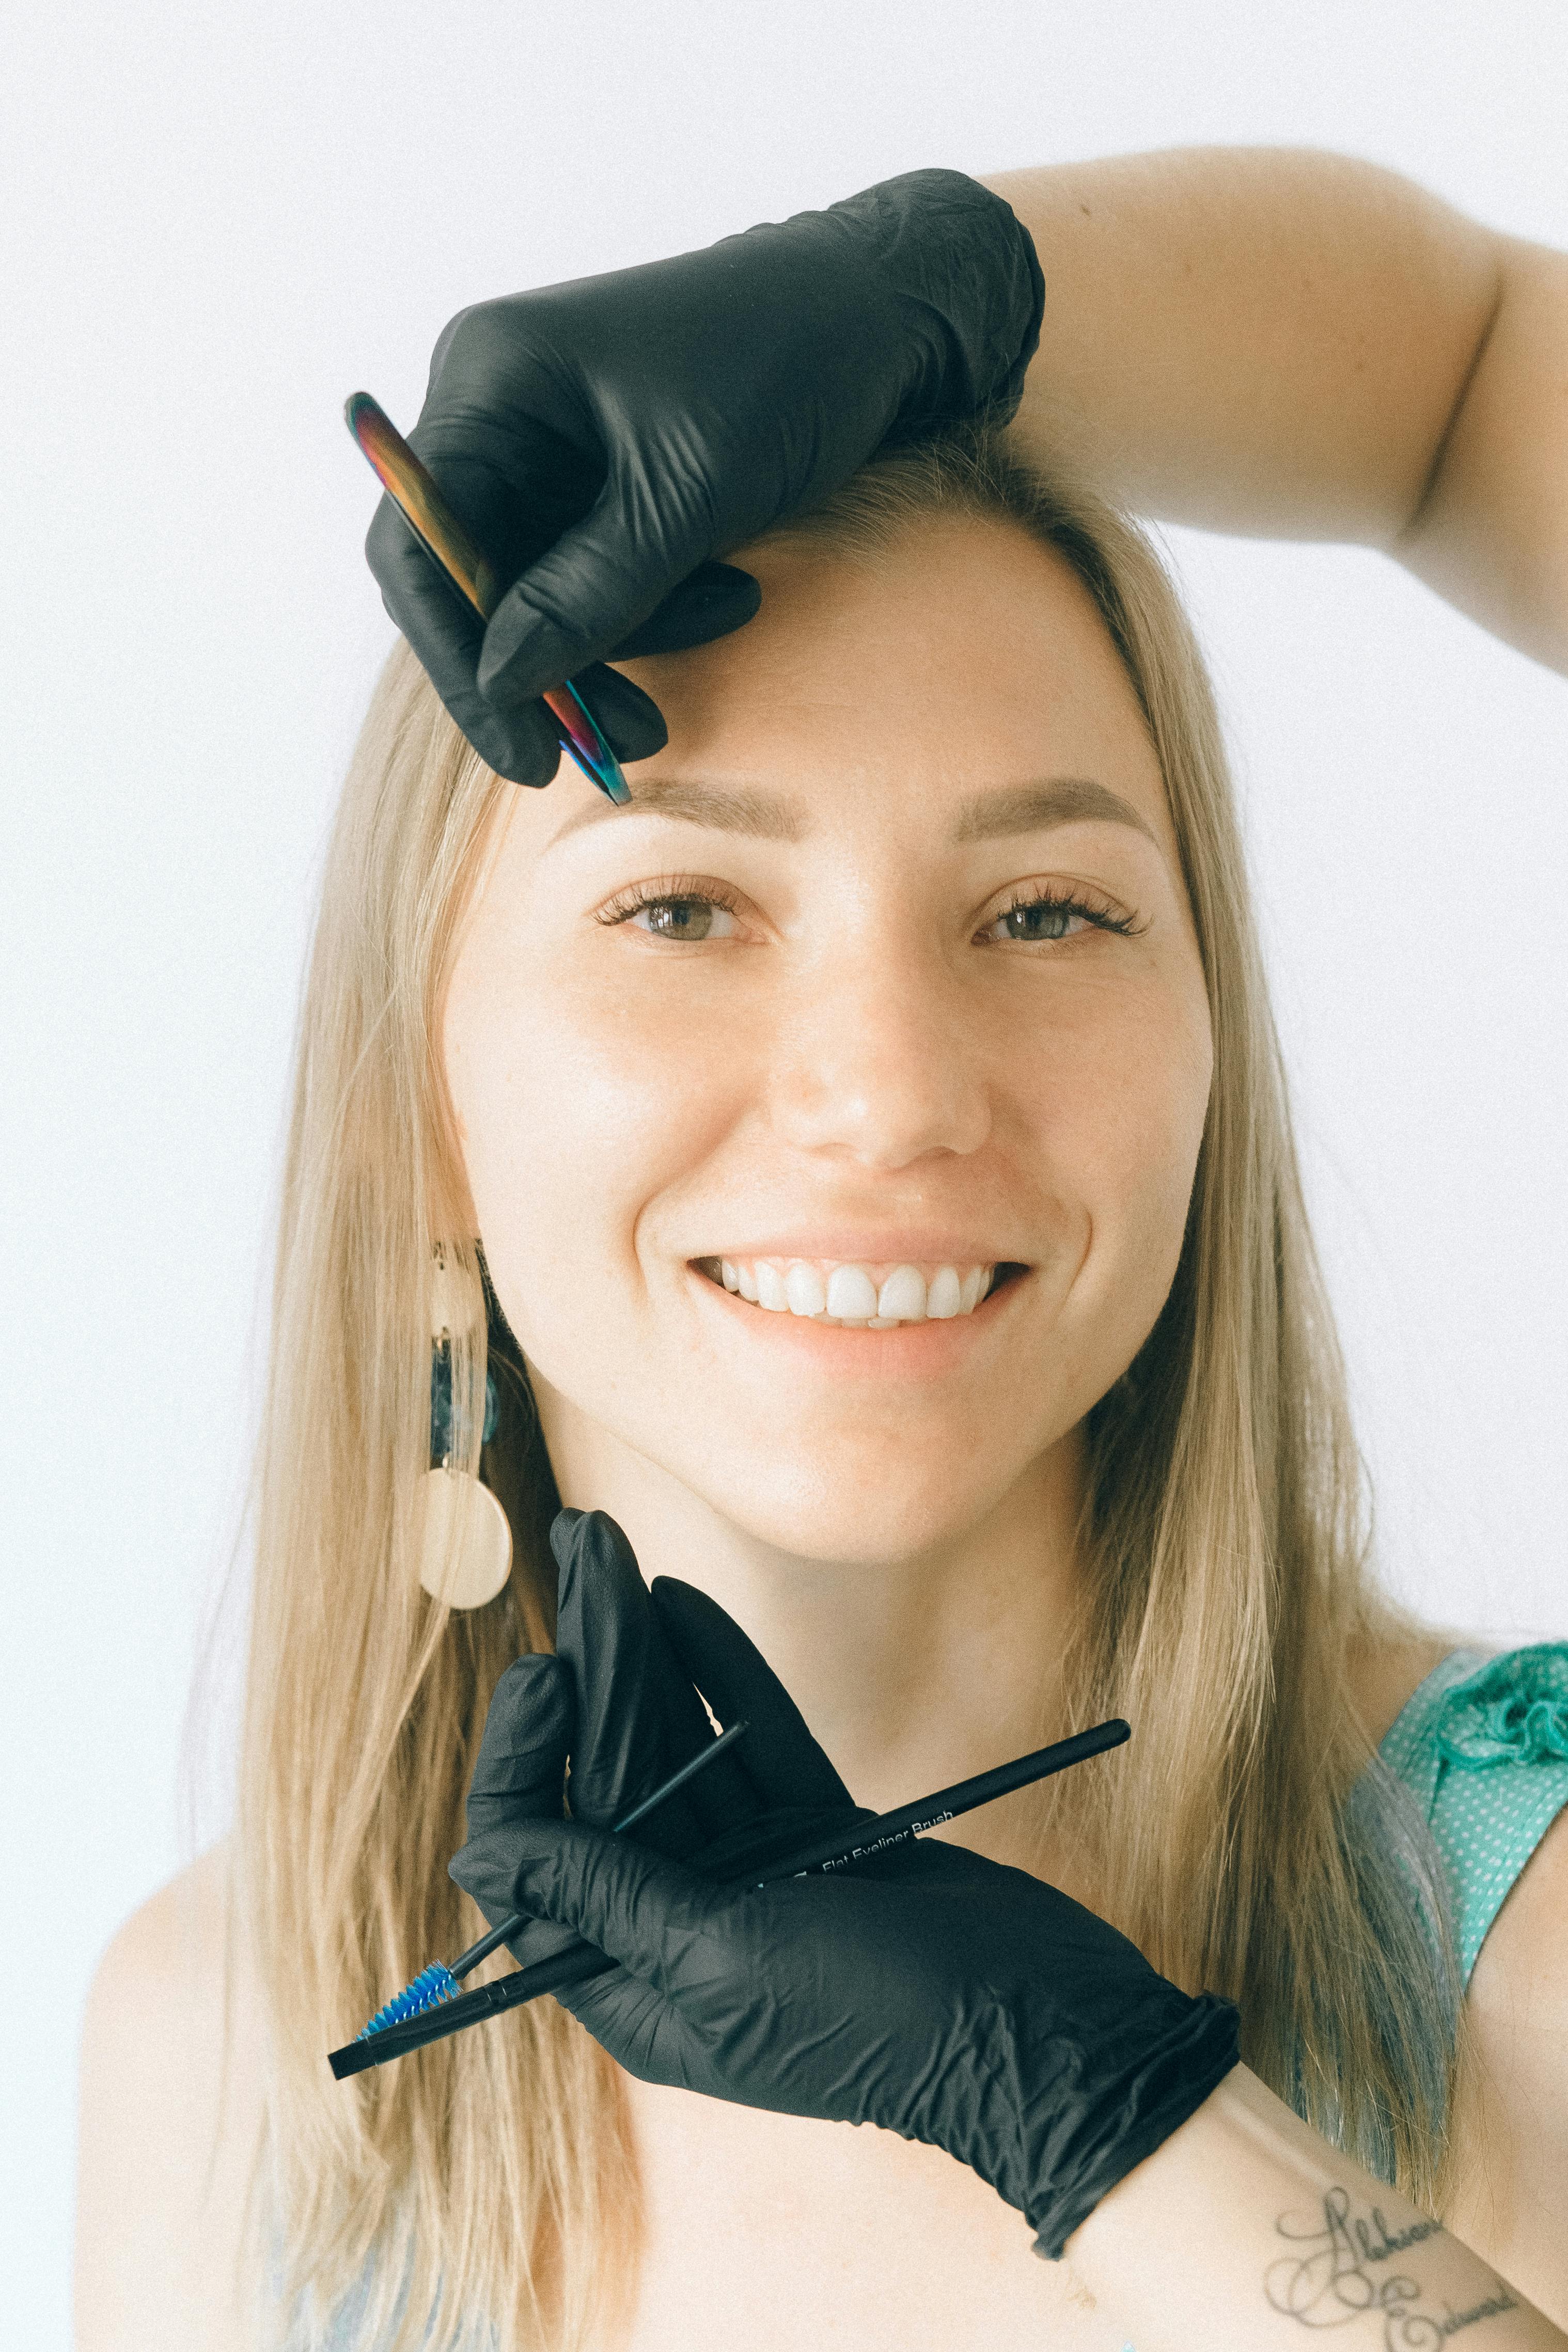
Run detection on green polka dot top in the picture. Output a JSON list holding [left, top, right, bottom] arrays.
[[1377, 1640, 1568, 1985]]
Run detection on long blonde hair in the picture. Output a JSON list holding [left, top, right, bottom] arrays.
[[239, 429, 1457, 2349]]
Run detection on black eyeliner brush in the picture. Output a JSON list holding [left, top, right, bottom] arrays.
[[329, 1715, 1130, 2081], [744, 1715, 1129, 1885]]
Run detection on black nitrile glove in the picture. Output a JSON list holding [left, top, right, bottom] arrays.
[[452, 1543, 1240, 2263], [458, 1508, 872, 1982], [366, 170, 1044, 784]]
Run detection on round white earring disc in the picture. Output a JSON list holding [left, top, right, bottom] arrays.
[[417, 1467, 512, 1608]]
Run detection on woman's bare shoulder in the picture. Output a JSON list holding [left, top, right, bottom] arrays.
[[76, 1843, 268, 2352]]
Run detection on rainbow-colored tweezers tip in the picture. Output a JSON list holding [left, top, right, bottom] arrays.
[[344, 390, 631, 806]]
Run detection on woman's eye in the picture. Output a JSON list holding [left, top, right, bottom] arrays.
[[979, 892, 1131, 946], [626, 894, 736, 942], [993, 901, 1081, 943]]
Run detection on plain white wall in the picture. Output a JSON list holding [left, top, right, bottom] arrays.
[[5, 1, 1565, 2338]]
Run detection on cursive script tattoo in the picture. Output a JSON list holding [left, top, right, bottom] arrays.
[[1266, 2188, 1517, 2345]]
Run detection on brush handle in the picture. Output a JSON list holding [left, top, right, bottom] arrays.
[[749, 1717, 1130, 1884], [446, 1918, 517, 1981]]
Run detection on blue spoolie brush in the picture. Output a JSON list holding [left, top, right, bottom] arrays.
[[356, 1717, 750, 2040]]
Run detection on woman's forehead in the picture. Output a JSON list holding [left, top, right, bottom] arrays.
[[589, 514, 1172, 852]]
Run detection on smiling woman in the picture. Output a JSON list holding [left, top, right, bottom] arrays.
[[96, 426, 1473, 2352], [67, 132, 1568, 2352]]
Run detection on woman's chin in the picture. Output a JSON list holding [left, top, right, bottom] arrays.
[[673, 1447, 1031, 1569]]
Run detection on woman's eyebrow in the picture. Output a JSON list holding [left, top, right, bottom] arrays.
[[951, 778, 1159, 846], [545, 773, 1156, 849], [547, 777, 806, 846]]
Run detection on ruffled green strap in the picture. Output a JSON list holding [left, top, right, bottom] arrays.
[[1379, 1643, 1568, 1984]]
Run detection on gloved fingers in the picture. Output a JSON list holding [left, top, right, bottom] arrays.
[[457, 1817, 728, 1998], [365, 407, 594, 787], [476, 477, 708, 711], [489, 1911, 599, 1973], [649, 1576, 859, 1815], [566, 662, 668, 766], [609, 562, 761, 660], [462, 1653, 572, 1841], [451, 1787, 607, 1974], [550, 1511, 741, 1847], [552, 1957, 672, 2071], [365, 496, 563, 786], [409, 400, 604, 565]]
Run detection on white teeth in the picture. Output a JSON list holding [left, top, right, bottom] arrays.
[[876, 1264, 927, 1321], [825, 1264, 880, 1321], [926, 1266, 962, 1319], [785, 1262, 827, 1318], [707, 1255, 1005, 1329], [756, 1263, 790, 1312]]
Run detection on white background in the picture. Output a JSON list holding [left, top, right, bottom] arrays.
[[4, 3, 1565, 2339]]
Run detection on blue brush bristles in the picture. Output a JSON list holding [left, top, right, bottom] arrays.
[[358, 1962, 459, 2041]]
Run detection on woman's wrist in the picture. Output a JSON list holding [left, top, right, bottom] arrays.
[[1060, 2064, 1566, 2351]]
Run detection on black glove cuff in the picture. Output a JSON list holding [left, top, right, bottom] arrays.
[[1027, 1992, 1244, 2263], [826, 167, 1046, 435]]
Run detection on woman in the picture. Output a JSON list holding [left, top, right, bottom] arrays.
[[75, 151, 1568, 2350]]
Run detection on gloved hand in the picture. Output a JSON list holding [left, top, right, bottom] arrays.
[[453, 1560, 1240, 2263], [458, 1507, 873, 1980], [366, 170, 1044, 785]]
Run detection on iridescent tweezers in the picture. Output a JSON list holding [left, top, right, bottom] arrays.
[[345, 389, 630, 804]]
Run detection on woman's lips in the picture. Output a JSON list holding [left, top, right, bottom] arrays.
[[697, 1253, 991, 1327], [691, 1254, 1029, 1334]]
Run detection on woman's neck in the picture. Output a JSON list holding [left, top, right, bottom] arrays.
[[530, 1379, 1088, 1855]]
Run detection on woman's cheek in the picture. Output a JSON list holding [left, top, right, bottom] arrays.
[[532, 961, 759, 1190], [1040, 973, 1211, 1369], [458, 961, 750, 1355]]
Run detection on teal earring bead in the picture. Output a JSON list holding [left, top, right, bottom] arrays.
[[429, 1345, 499, 1460]]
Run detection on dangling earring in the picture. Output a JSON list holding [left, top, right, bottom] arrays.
[[418, 1242, 512, 1609]]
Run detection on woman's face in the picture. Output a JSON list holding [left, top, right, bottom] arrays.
[[445, 515, 1212, 1564]]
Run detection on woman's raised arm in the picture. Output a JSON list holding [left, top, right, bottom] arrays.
[[985, 147, 1568, 671]]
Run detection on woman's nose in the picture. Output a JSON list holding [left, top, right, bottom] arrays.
[[765, 945, 993, 1171]]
